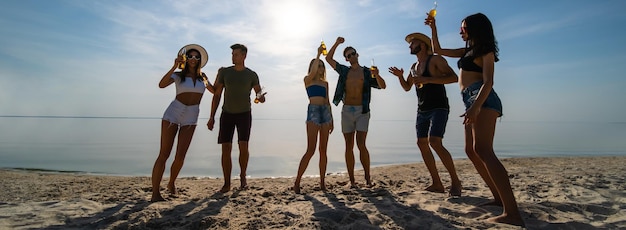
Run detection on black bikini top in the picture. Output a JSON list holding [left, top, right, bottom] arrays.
[[457, 50, 483, 73]]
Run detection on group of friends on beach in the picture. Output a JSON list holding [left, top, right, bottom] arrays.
[[150, 12, 525, 227]]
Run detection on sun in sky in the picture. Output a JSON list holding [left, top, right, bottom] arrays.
[[264, 1, 324, 40]]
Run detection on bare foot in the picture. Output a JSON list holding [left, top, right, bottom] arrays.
[[365, 177, 375, 187], [150, 193, 166, 202], [293, 185, 301, 194], [167, 184, 177, 195], [478, 200, 503, 207], [487, 214, 525, 227], [240, 176, 248, 190], [320, 183, 327, 191], [425, 184, 445, 193], [219, 184, 230, 193], [448, 185, 462, 197]]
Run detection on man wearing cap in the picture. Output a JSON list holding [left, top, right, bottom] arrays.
[[389, 33, 462, 196], [325, 36, 386, 188], [207, 43, 265, 193]]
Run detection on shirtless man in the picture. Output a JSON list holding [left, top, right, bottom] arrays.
[[325, 36, 386, 187]]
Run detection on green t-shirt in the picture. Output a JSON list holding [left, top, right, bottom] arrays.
[[217, 66, 260, 113]]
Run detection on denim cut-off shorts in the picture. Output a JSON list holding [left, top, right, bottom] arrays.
[[162, 100, 200, 126], [306, 104, 333, 125], [461, 81, 503, 117]]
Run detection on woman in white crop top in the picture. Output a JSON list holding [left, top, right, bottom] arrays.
[[151, 44, 214, 202]]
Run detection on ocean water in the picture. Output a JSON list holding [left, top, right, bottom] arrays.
[[1, 116, 625, 178]]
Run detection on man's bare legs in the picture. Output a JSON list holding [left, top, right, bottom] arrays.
[[219, 143, 233, 193], [355, 131, 373, 186], [343, 132, 356, 187], [167, 125, 196, 195], [219, 141, 249, 193], [294, 123, 320, 193], [429, 137, 462, 196], [417, 137, 444, 193], [238, 141, 249, 189], [151, 121, 177, 202], [471, 109, 524, 227]]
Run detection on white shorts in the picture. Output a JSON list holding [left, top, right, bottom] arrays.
[[162, 100, 200, 126]]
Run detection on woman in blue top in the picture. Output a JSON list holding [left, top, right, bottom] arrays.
[[151, 44, 214, 202], [427, 13, 524, 227], [293, 44, 334, 194]]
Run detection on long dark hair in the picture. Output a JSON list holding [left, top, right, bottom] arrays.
[[178, 49, 205, 82], [464, 13, 499, 62]]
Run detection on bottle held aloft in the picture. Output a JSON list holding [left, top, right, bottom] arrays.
[[428, 1, 437, 19], [321, 39, 328, 56], [178, 47, 187, 69]]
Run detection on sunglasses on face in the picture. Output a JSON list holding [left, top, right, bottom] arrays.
[[186, 54, 201, 60], [345, 51, 357, 59], [460, 27, 467, 34]]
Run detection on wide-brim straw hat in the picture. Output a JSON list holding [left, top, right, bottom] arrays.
[[405, 33, 432, 53], [179, 44, 208, 68]]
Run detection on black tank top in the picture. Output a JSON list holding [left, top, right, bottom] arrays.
[[413, 55, 449, 112]]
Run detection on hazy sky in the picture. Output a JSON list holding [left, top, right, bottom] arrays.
[[1, 0, 625, 122]]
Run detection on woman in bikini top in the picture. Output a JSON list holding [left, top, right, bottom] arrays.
[[425, 13, 525, 227], [294, 44, 334, 194]]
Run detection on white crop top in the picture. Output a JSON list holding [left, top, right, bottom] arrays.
[[171, 73, 206, 95]]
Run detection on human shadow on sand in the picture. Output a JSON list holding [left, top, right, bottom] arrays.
[[41, 191, 229, 229], [356, 186, 455, 229], [447, 195, 622, 229], [306, 192, 376, 229]]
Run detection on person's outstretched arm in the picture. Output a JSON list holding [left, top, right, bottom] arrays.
[[389, 65, 414, 91], [426, 17, 465, 58], [325, 36, 344, 70]]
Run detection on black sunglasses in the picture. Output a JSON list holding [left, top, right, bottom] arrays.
[[345, 51, 357, 59]]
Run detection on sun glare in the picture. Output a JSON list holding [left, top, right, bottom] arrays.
[[267, 1, 321, 39]]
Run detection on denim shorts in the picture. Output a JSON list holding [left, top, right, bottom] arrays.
[[461, 81, 503, 117], [416, 109, 449, 138], [341, 105, 370, 133], [306, 104, 333, 125]]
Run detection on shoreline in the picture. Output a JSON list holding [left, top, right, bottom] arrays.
[[1, 156, 625, 229], [3, 154, 625, 178]]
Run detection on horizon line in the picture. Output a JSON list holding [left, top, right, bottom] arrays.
[[1, 115, 624, 123]]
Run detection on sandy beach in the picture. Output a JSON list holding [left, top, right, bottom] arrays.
[[1, 156, 625, 229]]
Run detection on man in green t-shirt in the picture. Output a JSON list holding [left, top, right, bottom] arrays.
[[207, 43, 266, 193]]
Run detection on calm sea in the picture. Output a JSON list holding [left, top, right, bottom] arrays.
[[1, 116, 625, 178]]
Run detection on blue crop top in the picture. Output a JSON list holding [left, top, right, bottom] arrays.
[[171, 73, 206, 95], [306, 84, 326, 98], [457, 50, 483, 73]]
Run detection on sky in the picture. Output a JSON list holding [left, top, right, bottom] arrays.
[[1, 0, 625, 123]]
